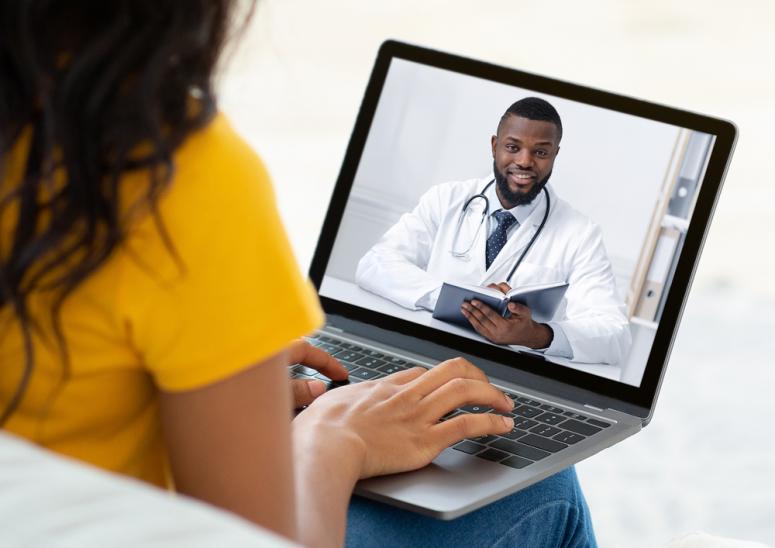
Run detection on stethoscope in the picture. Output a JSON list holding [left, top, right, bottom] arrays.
[[450, 179, 551, 282]]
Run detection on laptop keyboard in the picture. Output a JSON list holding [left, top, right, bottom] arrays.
[[292, 333, 612, 470]]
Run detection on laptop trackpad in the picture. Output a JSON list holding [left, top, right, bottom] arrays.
[[353, 448, 534, 519]]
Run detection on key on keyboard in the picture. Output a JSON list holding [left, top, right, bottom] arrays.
[[336, 351, 365, 363], [477, 448, 509, 462], [514, 405, 542, 418], [502, 456, 532, 469], [553, 432, 584, 445], [355, 357, 387, 369], [377, 364, 407, 375], [518, 434, 568, 453], [351, 368, 381, 381], [453, 441, 485, 454], [318, 343, 342, 355], [532, 425, 562, 437], [535, 412, 565, 425]]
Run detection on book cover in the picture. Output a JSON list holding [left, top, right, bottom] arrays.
[[432, 281, 568, 329]]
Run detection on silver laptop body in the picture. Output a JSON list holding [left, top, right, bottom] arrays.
[[305, 40, 737, 519]]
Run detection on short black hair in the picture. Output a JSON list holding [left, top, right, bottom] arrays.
[[498, 97, 563, 141]]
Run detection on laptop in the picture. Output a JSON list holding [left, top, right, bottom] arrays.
[[294, 40, 736, 520]]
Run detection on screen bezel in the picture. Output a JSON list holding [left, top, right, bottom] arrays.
[[308, 40, 737, 410]]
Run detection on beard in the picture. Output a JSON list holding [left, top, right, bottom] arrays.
[[493, 160, 552, 208]]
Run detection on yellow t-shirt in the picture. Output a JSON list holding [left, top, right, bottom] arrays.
[[0, 114, 324, 487]]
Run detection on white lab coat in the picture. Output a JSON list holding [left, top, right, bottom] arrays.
[[355, 176, 632, 365]]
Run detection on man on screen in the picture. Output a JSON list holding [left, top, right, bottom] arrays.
[[356, 97, 631, 365]]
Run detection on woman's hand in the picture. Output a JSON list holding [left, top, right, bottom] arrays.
[[286, 340, 349, 409], [292, 357, 515, 480]]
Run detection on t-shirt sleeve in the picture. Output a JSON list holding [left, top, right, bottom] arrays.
[[119, 114, 324, 392]]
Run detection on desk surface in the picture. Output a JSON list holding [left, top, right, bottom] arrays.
[[319, 276, 622, 381]]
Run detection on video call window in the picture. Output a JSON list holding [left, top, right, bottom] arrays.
[[320, 58, 714, 388]]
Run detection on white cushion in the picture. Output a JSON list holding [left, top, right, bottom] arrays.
[[0, 432, 296, 548]]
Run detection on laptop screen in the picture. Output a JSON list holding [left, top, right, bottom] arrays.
[[311, 42, 735, 407]]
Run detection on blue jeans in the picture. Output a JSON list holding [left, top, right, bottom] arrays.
[[346, 466, 597, 548]]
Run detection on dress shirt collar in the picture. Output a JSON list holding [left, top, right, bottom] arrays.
[[485, 177, 545, 226]]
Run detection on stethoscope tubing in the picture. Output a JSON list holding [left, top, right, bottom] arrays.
[[451, 179, 551, 282]]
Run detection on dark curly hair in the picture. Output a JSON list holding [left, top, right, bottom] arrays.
[[0, 0, 254, 424], [498, 96, 563, 141]]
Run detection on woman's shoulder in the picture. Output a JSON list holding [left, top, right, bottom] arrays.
[[177, 114, 261, 170], [171, 113, 273, 206], [131, 113, 278, 252], [120, 112, 281, 279]]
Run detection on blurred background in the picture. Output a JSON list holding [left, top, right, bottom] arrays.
[[218, 1, 775, 545]]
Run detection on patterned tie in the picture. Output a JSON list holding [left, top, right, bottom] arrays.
[[485, 210, 517, 269]]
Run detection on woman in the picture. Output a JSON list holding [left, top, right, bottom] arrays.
[[0, 2, 596, 546]]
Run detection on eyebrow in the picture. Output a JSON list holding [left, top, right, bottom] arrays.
[[504, 136, 555, 146]]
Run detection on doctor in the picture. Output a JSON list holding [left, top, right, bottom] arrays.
[[356, 97, 631, 365]]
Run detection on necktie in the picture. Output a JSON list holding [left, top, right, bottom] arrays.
[[485, 210, 517, 269]]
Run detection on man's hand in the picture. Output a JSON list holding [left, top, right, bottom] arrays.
[[287, 340, 349, 409], [486, 282, 512, 294], [460, 282, 553, 348]]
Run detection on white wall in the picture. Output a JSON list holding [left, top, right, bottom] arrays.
[[326, 59, 681, 302]]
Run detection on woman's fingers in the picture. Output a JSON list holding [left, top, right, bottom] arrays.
[[287, 340, 349, 381], [294, 354, 517, 479], [431, 411, 514, 450], [404, 357, 488, 397], [290, 379, 328, 408], [383, 366, 428, 385], [419, 377, 513, 419]]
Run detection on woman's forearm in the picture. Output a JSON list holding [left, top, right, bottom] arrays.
[[160, 356, 298, 540], [292, 420, 364, 548]]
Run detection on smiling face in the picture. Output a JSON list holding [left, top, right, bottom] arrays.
[[491, 115, 561, 209]]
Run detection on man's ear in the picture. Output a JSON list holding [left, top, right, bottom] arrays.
[[554, 145, 560, 158], [491, 135, 497, 157]]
